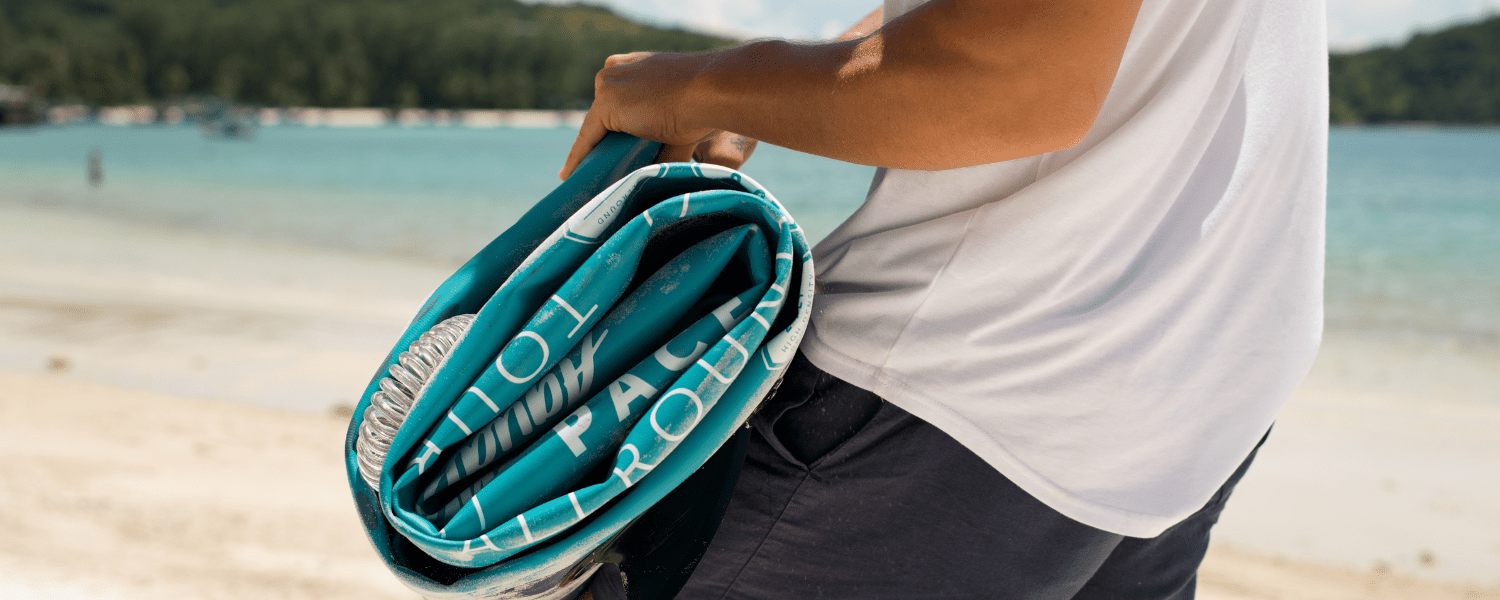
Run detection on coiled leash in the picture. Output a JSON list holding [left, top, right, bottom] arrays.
[[343, 133, 814, 599]]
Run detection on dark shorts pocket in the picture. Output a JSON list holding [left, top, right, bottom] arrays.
[[753, 353, 886, 467]]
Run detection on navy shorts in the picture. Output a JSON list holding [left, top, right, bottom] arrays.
[[595, 354, 1264, 599]]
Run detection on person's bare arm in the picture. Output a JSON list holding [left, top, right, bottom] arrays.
[[561, 0, 1141, 177], [834, 5, 884, 41], [682, 6, 883, 170]]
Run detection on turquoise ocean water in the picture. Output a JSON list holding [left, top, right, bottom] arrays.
[[1324, 127, 1500, 343], [0, 124, 873, 261], [2, 124, 1498, 394]]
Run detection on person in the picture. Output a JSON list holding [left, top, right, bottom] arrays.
[[565, 0, 1327, 596], [88, 148, 104, 188]]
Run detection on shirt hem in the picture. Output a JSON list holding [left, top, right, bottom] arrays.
[[799, 326, 1188, 538]]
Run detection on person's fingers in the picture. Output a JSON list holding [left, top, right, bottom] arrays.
[[560, 109, 609, 180], [689, 137, 712, 162], [604, 51, 652, 68], [561, 53, 658, 179], [656, 142, 697, 164]]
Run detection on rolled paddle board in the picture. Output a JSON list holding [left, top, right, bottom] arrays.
[[343, 133, 814, 599]]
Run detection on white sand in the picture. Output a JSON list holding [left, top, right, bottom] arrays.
[[1213, 385, 1500, 586], [0, 202, 450, 414], [2, 202, 1498, 598], [0, 373, 419, 599]]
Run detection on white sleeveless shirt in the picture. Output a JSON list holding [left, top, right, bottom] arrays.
[[802, 0, 1326, 536]]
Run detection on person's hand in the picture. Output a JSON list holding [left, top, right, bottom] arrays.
[[559, 51, 722, 179], [688, 131, 759, 170]]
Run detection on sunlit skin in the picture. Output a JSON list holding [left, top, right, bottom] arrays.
[[568, 5, 1144, 595], [560, 0, 1145, 178]]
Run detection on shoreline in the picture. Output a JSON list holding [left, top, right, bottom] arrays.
[[26, 106, 591, 129]]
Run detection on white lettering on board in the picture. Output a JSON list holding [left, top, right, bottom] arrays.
[[650, 389, 703, 442], [558, 330, 608, 404], [410, 440, 443, 474], [553, 406, 593, 457], [609, 374, 659, 421], [524, 373, 564, 422], [496, 331, 549, 384], [654, 341, 707, 371], [612, 443, 657, 488], [711, 297, 742, 331], [550, 295, 598, 339]]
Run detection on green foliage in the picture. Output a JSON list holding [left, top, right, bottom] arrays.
[[1331, 15, 1500, 123], [0, 0, 732, 108]]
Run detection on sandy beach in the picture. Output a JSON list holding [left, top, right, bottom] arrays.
[[3, 201, 1498, 599]]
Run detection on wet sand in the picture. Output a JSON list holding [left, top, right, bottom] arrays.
[[2, 202, 1497, 598]]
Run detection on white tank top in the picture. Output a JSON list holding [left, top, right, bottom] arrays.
[[803, 0, 1326, 537]]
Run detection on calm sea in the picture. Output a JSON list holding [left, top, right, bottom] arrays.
[[0, 124, 873, 260], [2, 123, 1498, 351]]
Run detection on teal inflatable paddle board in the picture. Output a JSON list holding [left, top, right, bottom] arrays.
[[343, 133, 814, 599]]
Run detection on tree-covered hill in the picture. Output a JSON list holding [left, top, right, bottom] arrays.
[[1331, 15, 1500, 123], [0, 0, 732, 109], [10, 1, 1498, 121]]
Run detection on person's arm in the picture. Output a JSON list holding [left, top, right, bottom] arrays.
[[561, 0, 1143, 177], [680, 6, 883, 170], [835, 6, 885, 41]]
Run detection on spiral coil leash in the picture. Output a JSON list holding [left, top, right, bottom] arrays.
[[355, 313, 476, 491]]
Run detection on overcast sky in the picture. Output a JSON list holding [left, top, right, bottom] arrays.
[[547, 0, 1500, 51]]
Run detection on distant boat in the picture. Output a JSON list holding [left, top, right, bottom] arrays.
[[203, 116, 256, 139], [198, 99, 257, 139]]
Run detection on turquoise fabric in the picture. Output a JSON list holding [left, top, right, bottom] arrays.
[[343, 133, 813, 599]]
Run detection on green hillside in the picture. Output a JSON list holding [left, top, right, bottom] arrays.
[[0, 0, 732, 109], [9, 2, 1496, 121], [1331, 15, 1500, 123]]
